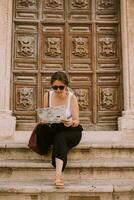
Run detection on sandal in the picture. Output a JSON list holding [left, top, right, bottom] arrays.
[[54, 175, 64, 188]]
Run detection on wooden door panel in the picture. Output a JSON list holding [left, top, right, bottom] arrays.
[[68, 0, 91, 21], [96, 0, 119, 21], [41, 24, 65, 71], [14, 23, 38, 69], [15, 0, 39, 20], [97, 75, 122, 125], [42, 0, 65, 21], [13, 74, 37, 130], [12, 0, 122, 130], [71, 74, 92, 124], [97, 24, 119, 61], [69, 24, 92, 72]]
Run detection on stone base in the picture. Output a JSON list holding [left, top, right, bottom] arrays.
[[0, 180, 133, 200], [0, 111, 16, 140], [118, 110, 134, 130]]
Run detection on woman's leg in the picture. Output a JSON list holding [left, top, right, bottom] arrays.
[[54, 158, 64, 186], [51, 127, 82, 187], [36, 123, 53, 154], [52, 132, 68, 171], [55, 158, 63, 177], [52, 132, 68, 186], [52, 129, 82, 170], [52, 129, 82, 186]]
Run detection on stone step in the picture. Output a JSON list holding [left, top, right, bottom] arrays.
[[0, 158, 134, 181], [0, 179, 133, 200], [15, 130, 122, 143], [0, 141, 134, 161]]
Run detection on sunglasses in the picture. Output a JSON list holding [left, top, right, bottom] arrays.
[[52, 85, 65, 90]]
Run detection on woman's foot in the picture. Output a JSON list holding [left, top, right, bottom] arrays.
[[54, 174, 64, 188]]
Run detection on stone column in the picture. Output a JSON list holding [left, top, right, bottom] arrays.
[[118, 0, 134, 132], [0, 0, 16, 139]]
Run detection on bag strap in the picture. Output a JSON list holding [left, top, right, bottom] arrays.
[[48, 91, 49, 107]]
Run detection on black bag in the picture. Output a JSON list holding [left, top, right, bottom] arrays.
[[28, 91, 50, 155], [28, 125, 41, 155]]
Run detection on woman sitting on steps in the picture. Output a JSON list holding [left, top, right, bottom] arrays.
[[35, 71, 83, 188]]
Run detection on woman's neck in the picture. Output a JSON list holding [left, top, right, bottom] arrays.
[[53, 90, 68, 99]]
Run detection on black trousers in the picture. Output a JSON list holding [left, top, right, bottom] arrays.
[[35, 123, 83, 171]]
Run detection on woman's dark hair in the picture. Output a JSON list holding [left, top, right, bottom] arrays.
[[51, 71, 69, 86]]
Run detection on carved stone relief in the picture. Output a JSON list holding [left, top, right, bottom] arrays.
[[17, 87, 33, 109], [17, 36, 35, 57], [97, 0, 114, 9], [101, 88, 115, 109], [72, 0, 88, 8], [46, 0, 62, 8], [45, 37, 61, 57], [17, 0, 36, 8], [72, 37, 88, 57], [99, 37, 116, 57], [74, 89, 89, 110]]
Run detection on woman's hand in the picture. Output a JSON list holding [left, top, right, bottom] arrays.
[[61, 118, 73, 127], [71, 120, 79, 127], [61, 118, 79, 127], [38, 118, 45, 124]]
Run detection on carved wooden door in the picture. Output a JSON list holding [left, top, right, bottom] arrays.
[[12, 0, 123, 130]]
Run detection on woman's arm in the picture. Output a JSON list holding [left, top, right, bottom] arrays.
[[61, 94, 80, 127], [43, 92, 49, 108], [38, 92, 49, 123], [70, 94, 80, 127]]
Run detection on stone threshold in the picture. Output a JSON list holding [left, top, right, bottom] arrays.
[[0, 158, 134, 168], [3, 130, 133, 143], [14, 130, 122, 143], [0, 138, 134, 149], [0, 179, 134, 193]]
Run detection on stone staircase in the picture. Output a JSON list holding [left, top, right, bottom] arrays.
[[0, 131, 134, 200]]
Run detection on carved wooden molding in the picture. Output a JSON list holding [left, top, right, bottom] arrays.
[[72, 37, 88, 57], [17, 0, 36, 8], [98, 0, 114, 9], [101, 88, 115, 109], [17, 87, 33, 109], [17, 36, 34, 57], [45, 37, 61, 57], [74, 89, 89, 110], [47, 0, 62, 8], [72, 0, 88, 8], [99, 37, 116, 57]]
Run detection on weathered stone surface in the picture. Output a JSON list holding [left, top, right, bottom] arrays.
[[0, 0, 16, 139], [119, 0, 134, 132], [0, 180, 134, 197]]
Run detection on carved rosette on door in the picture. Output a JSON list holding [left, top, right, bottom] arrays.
[[12, 0, 123, 130]]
